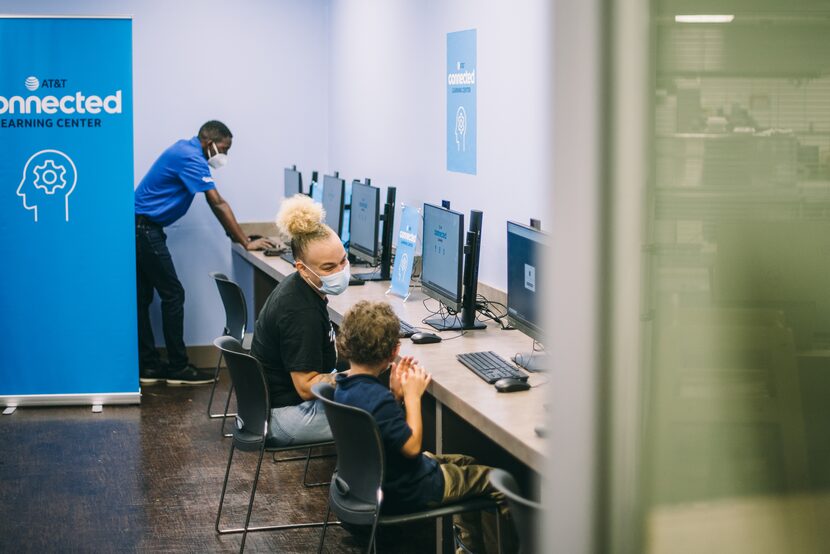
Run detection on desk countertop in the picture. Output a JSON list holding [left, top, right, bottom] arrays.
[[232, 244, 548, 473]]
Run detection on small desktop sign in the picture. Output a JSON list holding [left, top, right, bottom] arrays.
[[446, 29, 477, 175], [388, 204, 420, 300]]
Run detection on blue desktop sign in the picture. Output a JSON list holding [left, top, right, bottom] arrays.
[[388, 205, 421, 300], [447, 29, 476, 175], [0, 17, 138, 405]]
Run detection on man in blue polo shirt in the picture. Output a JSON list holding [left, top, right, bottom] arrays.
[[135, 120, 274, 385]]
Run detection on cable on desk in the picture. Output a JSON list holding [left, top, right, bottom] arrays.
[[474, 294, 512, 330], [421, 297, 461, 329]]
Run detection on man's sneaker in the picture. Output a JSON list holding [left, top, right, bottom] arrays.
[[139, 366, 168, 385], [166, 364, 215, 386]]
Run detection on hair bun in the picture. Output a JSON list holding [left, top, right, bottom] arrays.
[[276, 194, 326, 239]]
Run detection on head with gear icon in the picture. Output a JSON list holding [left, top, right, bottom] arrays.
[[17, 149, 78, 222], [455, 105, 467, 152]]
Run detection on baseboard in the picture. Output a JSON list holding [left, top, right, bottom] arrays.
[[158, 345, 223, 370]]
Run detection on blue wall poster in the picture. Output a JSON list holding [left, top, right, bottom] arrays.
[[0, 17, 138, 406], [388, 205, 421, 300], [446, 29, 477, 175]]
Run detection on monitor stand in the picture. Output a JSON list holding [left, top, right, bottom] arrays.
[[355, 271, 389, 282], [512, 352, 549, 372], [424, 315, 486, 331]]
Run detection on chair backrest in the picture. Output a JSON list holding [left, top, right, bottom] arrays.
[[488, 469, 542, 554], [210, 272, 248, 341], [213, 336, 269, 451], [312, 382, 385, 525]]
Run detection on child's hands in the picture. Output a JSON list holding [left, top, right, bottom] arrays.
[[390, 356, 416, 401], [400, 363, 431, 401]]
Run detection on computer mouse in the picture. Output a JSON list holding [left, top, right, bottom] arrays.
[[410, 332, 442, 344], [494, 377, 531, 393]]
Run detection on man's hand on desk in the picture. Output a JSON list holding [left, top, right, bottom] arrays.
[[246, 236, 277, 251]]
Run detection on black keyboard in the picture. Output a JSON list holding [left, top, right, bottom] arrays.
[[399, 320, 417, 338], [456, 351, 528, 384]]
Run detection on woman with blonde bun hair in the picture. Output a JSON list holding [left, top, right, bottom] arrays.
[[250, 195, 351, 444]]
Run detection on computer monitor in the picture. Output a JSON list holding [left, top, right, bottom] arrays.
[[421, 203, 465, 313], [507, 220, 549, 370], [349, 180, 380, 263], [310, 178, 323, 204], [507, 221, 547, 340], [342, 178, 352, 245], [321, 174, 345, 237], [284, 166, 302, 198]]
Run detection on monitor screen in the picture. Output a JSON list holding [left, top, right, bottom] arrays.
[[342, 178, 352, 245], [310, 180, 323, 204], [507, 221, 547, 341], [421, 203, 464, 309], [322, 174, 345, 236], [284, 168, 301, 198], [349, 181, 380, 262]]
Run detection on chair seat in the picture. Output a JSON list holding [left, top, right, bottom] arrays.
[[329, 476, 499, 527], [233, 426, 333, 452], [264, 436, 335, 452]]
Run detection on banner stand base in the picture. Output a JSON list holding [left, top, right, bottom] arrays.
[[1, 392, 140, 408]]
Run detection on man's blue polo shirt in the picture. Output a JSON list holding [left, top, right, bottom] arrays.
[[134, 136, 216, 227]]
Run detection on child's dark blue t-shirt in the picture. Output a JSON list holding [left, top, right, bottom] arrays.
[[334, 373, 444, 513]]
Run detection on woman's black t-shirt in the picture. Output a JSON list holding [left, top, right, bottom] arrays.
[[250, 271, 337, 408]]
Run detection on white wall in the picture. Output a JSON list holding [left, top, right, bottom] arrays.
[[9, 0, 551, 346], [328, 0, 553, 290], [4, 0, 331, 348]]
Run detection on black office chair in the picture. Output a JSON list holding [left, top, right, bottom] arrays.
[[312, 382, 503, 554], [213, 336, 334, 553], [209, 272, 333, 479], [488, 469, 542, 554], [207, 272, 248, 436]]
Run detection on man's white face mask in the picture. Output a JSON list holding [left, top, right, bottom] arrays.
[[207, 142, 228, 169]]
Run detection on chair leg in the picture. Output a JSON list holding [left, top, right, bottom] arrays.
[[302, 447, 331, 488], [239, 447, 266, 553], [217, 447, 332, 538], [208, 350, 238, 423], [317, 501, 332, 554], [272, 449, 336, 464], [366, 512, 380, 554], [220, 383, 235, 438], [269, 447, 334, 487], [495, 505, 503, 554], [215, 443, 236, 533], [207, 351, 222, 418]]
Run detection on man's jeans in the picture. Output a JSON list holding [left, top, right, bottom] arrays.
[[135, 215, 188, 371], [268, 399, 333, 445]]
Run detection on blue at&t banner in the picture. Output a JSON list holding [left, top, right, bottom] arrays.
[[0, 17, 138, 405], [447, 29, 477, 175]]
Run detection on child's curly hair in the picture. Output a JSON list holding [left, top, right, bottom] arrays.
[[337, 301, 401, 367]]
